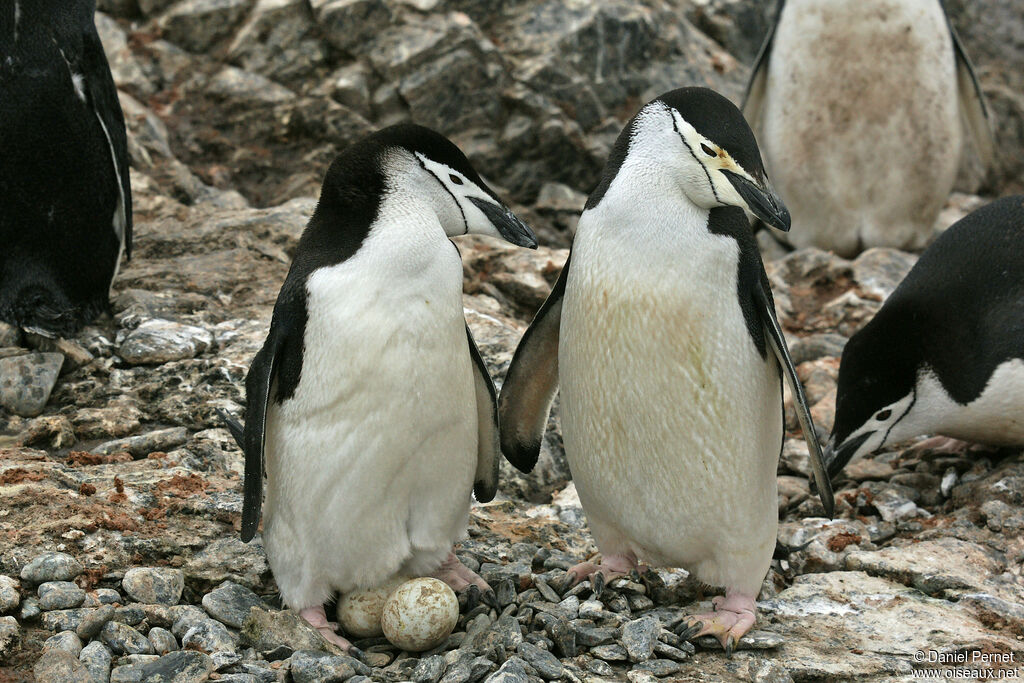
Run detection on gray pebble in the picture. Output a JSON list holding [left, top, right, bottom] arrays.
[[213, 650, 242, 669], [587, 658, 614, 676], [632, 659, 682, 677], [470, 655, 496, 680], [20, 552, 83, 583], [534, 577, 560, 603], [19, 596, 41, 621], [80, 640, 113, 683], [170, 605, 210, 637], [487, 656, 531, 683], [226, 661, 278, 683], [83, 588, 122, 607], [113, 604, 147, 626], [289, 649, 357, 683], [43, 630, 83, 657], [495, 578, 517, 608], [41, 607, 91, 631], [0, 352, 64, 417], [201, 581, 266, 628], [621, 616, 660, 662], [148, 626, 179, 654], [38, 581, 86, 610], [412, 654, 446, 683], [592, 643, 629, 661], [517, 641, 563, 680], [110, 663, 144, 683], [100, 620, 154, 655], [182, 618, 236, 653], [77, 604, 116, 640], [0, 575, 20, 614], [652, 639, 691, 661], [32, 648, 90, 683], [605, 593, 631, 613], [578, 599, 605, 620], [122, 567, 184, 605], [125, 654, 161, 665], [572, 623, 616, 647], [137, 650, 216, 682], [217, 675, 260, 683], [0, 616, 21, 661]]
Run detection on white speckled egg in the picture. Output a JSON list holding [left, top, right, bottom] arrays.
[[336, 577, 407, 638], [380, 578, 459, 651]]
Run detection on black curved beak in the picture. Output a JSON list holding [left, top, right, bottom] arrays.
[[468, 197, 538, 249], [722, 171, 791, 232], [823, 431, 874, 479]]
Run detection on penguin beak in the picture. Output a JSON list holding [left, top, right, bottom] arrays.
[[468, 197, 538, 248], [722, 171, 791, 232], [823, 431, 874, 479]]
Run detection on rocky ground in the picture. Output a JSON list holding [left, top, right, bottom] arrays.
[[2, 0, 1024, 681]]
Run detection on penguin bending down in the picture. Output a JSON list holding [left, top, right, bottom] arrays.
[[742, 0, 994, 257], [220, 124, 537, 650], [498, 88, 833, 651], [825, 196, 1024, 477], [0, 0, 132, 336]]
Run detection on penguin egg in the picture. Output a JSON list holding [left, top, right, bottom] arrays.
[[380, 578, 459, 651], [336, 577, 407, 638]]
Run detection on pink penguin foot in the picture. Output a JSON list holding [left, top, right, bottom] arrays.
[[429, 552, 496, 608], [675, 592, 756, 655], [299, 605, 357, 653], [564, 552, 641, 596]]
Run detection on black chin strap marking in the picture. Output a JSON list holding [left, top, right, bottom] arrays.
[[415, 154, 468, 234], [881, 385, 918, 448], [672, 113, 720, 203]]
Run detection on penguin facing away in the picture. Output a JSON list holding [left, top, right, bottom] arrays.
[[825, 196, 1024, 477], [742, 0, 994, 257], [498, 88, 833, 651], [0, 0, 132, 336], [220, 123, 537, 650]]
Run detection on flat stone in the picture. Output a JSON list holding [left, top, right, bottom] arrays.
[[239, 607, 340, 654], [110, 663, 145, 683], [43, 630, 83, 657], [118, 319, 212, 365], [411, 653, 446, 683], [122, 567, 185, 605], [100, 620, 154, 655], [158, 0, 253, 53], [181, 618, 236, 653], [77, 604, 116, 640], [33, 648, 90, 682], [591, 643, 629, 661], [94, 427, 189, 457], [621, 615, 660, 662], [0, 576, 20, 614], [202, 581, 266, 628], [79, 641, 113, 683], [20, 552, 83, 583], [289, 650, 358, 682], [632, 659, 682, 677], [845, 538, 1002, 595], [486, 656, 530, 683], [20, 598, 40, 622], [41, 608, 93, 632], [0, 352, 64, 416], [137, 650, 216, 682], [38, 581, 87, 610], [517, 641, 563, 680], [0, 616, 20, 661]]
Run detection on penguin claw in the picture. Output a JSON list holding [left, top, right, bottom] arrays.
[[348, 646, 365, 662], [591, 572, 606, 599], [481, 588, 498, 609], [463, 584, 481, 612], [675, 620, 703, 642], [724, 635, 736, 657]]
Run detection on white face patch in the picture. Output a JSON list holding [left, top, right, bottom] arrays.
[[842, 390, 918, 462], [413, 152, 503, 239], [669, 109, 759, 212]]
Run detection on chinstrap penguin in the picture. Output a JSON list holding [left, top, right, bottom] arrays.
[[742, 0, 994, 257], [0, 0, 132, 336], [498, 87, 833, 652], [219, 123, 537, 651], [825, 195, 1024, 477]]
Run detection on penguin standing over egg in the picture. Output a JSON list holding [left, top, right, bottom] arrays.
[[220, 124, 537, 650], [499, 88, 833, 651], [0, 0, 132, 336]]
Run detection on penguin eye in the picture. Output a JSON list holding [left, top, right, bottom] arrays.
[[700, 143, 717, 158], [449, 174, 464, 185], [875, 409, 892, 421]]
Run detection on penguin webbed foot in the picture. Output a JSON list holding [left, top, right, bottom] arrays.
[[563, 553, 641, 595], [674, 592, 756, 656], [298, 605, 356, 653], [429, 551, 493, 604]]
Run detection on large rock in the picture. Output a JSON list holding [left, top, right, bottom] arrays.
[[158, 0, 255, 53], [228, 0, 331, 82], [0, 353, 64, 417]]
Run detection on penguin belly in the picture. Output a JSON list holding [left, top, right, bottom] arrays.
[[560, 217, 782, 594], [262, 233, 477, 608], [760, 0, 961, 256]]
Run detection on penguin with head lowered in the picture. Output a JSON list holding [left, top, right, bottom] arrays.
[[219, 124, 537, 650], [499, 88, 833, 651], [742, 0, 994, 257], [826, 196, 1024, 477], [0, 0, 132, 336]]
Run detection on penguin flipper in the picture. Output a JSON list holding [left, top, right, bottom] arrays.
[[236, 329, 285, 542], [497, 254, 570, 473], [741, 0, 787, 133], [942, 8, 996, 174], [466, 323, 500, 503], [754, 281, 835, 518], [81, 27, 133, 259]]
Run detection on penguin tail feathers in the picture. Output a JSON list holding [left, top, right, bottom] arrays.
[[0, 283, 99, 337], [216, 408, 246, 450], [773, 538, 812, 560]]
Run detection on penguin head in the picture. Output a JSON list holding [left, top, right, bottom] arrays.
[[372, 124, 537, 248], [623, 87, 790, 231], [824, 314, 921, 477]]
